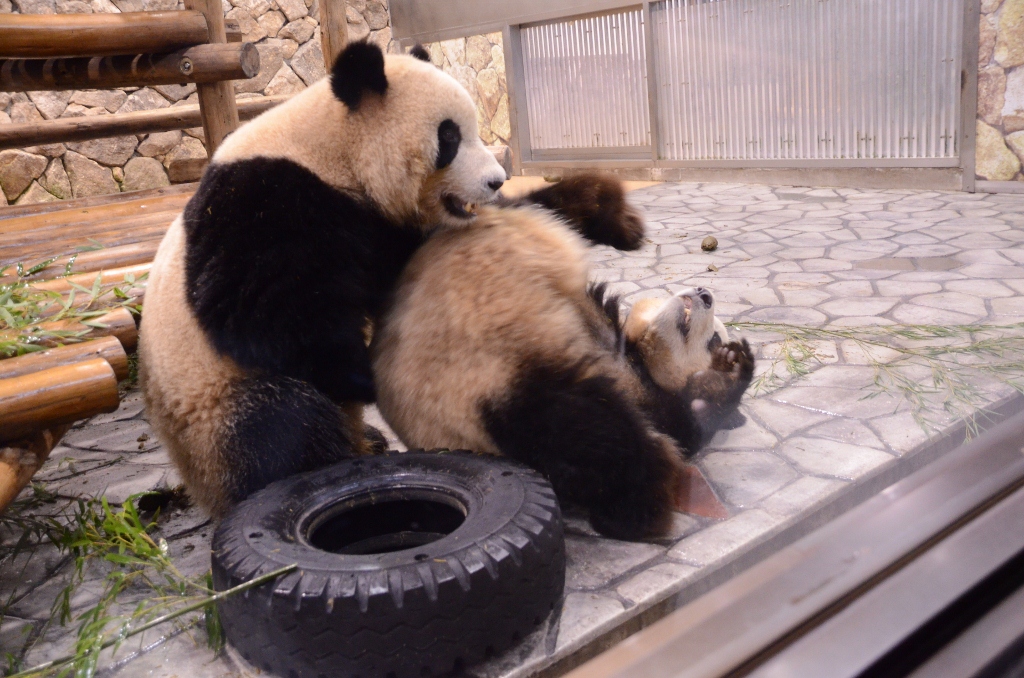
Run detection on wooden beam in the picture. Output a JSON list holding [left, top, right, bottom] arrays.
[[0, 11, 211, 59], [0, 337, 129, 381], [224, 18, 243, 43], [0, 424, 70, 514], [31, 265, 152, 293], [0, 95, 289, 151], [0, 183, 194, 221], [184, 0, 238, 154], [0, 358, 120, 443], [0, 42, 259, 93], [318, 0, 348, 70], [0, 242, 159, 285], [3, 306, 140, 352]]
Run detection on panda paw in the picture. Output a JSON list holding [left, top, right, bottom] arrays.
[[525, 173, 646, 250], [364, 425, 389, 455], [711, 339, 755, 380]]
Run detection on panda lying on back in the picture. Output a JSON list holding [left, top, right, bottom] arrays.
[[140, 42, 646, 517], [372, 205, 755, 539]]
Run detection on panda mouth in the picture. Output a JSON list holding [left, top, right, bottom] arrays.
[[678, 297, 692, 338], [442, 194, 476, 219]]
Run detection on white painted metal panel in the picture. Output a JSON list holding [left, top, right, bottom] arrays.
[[650, 0, 963, 161], [521, 9, 651, 150]]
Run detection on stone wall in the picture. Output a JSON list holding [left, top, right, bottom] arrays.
[[0, 0, 340, 205], [423, 35, 510, 147], [345, 4, 511, 146], [977, 0, 1024, 183]]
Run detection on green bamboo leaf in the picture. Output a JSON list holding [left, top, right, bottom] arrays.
[[27, 257, 59, 276]]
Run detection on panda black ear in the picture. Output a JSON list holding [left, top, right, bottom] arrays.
[[409, 44, 431, 62], [331, 41, 388, 110]]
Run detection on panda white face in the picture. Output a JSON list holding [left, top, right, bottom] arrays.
[[212, 43, 507, 231], [623, 287, 728, 390], [431, 116, 508, 226], [337, 48, 508, 229]]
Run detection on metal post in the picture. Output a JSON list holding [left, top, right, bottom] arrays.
[[504, 24, 533, 172]]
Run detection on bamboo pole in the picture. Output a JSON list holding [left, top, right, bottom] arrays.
[[4, 306, 140, 352], [0, 242, 158, 285], [31, 263, 151, 293], [318, 0, 348, 69], [0, 183, 194, 222], [0, 95, 288, 152], [0, 358, 120, 442], [0, 42, 259, 93], [0, 12, 211, 59], [184, 0, 237, 154], [0, 337, 129, 381], [0, 424, 71, 513], [51, 306, 139, 352]]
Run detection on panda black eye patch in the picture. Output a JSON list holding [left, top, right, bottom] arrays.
[[436, 119, 461, 169]]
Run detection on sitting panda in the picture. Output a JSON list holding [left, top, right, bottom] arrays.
[[371, 205, 754, 539], [139, 42, 645, 518]]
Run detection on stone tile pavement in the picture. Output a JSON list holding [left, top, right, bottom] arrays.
[[2, 182, 1024, 677]]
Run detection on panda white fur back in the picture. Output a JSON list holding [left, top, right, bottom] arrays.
[[371, 204, 755, 539], [140, 43, 508, 517]]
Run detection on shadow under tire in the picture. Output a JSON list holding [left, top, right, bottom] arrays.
[[212, 452, 565, 678]]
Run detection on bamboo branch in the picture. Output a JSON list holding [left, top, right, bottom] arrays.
[[7, 563, 299, 678]]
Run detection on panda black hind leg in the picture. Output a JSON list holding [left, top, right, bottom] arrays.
[[481, 362, 682, 540], [501, 173, 646, 251], [217, 375, 363, 513]]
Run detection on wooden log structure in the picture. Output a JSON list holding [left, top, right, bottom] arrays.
[[0, 94, 288, 152], [0, 358, 120, 442], [318, 0, 348, 69], [51, 306, 139, 352], [0, 42, 259, 93], [0, 242, 159, 285], [2, 306, 139, 353], [0, 11, 216, 59], [0, 425, 71, 513], [0, 5, 272, 509], [184, 0, 238, 153], [0, 337, 129, 381], [31, 263, 152, 293]]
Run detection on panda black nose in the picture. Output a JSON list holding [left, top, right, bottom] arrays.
[[696, 288, 713, 308], [487, 178, 505, 192]]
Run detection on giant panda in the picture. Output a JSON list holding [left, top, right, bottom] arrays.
[[371, 205, 755, 540], [139, 42, 645, 518]]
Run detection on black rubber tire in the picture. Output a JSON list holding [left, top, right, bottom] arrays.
[[211, 452, 565, 678]]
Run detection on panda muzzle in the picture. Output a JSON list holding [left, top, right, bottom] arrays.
[[442, 194, 477, 219]]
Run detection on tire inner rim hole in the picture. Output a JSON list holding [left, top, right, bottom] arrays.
[[307, 494, 466, 555]]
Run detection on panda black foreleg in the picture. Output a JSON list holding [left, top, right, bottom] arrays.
[[498, 173, 645, 251], [219, 375, 361, 511], [684, 340, 756, 445], [481, 362, 682, 540]]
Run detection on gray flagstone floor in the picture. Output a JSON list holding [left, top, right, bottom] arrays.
[[3, 181, 1023, 678]]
